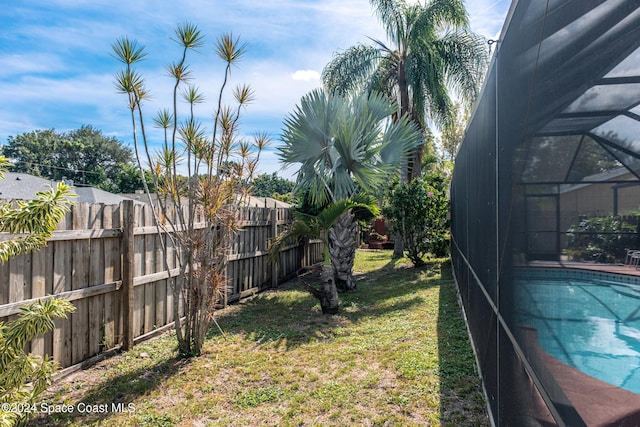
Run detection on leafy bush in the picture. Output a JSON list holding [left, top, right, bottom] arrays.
[[0, 299, 75, 427], [566, 216, 638, 263], [384, 175, 450, 266]]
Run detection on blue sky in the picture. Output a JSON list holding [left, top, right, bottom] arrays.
[[0, 0, 509, 179]]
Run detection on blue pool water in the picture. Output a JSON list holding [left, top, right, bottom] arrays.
[[515, 270, 640, 395]]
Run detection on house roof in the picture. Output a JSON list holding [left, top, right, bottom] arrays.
[[121, 192, 292, 209], [241, 195, 292, 209], [0, 172, 144, 205]]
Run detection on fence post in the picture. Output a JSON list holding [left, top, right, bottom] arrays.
[[121, 200, 135, 351], [271, 207, 278, 288]]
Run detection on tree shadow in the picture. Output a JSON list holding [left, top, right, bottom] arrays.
[[437, 263, 490, 425], [30, 348, 189, 426], [31, 256, 471, 426], [206, 258, 443, 351]]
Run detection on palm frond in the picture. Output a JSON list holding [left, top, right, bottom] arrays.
[[153, 109, 174, 129], [379, 114, 423, 164], [280, 88, 422, 206], [322, 45, 381, 96], [422, 0, 469, 29], [113, 68, 146, 97], [370, 0, 407, 47], [268, 213, 320, 264], [233, 84, 255, 105], [166, 62, 192, 82], [436, 30, 489, 106]]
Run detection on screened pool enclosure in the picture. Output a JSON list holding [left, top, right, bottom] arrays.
[[450, 1, 640, 425]]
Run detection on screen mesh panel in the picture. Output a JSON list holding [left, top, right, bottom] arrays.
[[451, 1, 640, 425]]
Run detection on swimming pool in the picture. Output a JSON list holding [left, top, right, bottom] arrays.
[[514, 268, 640, 395]]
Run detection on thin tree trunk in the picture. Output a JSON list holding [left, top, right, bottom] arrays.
[[393, 233, 404, 258], [409, 148, 422, 181], [329, 210, 357, 291]]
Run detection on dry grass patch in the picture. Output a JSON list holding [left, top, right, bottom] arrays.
[[32, 250, 488, 426]]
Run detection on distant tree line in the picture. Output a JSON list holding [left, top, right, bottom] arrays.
[[250, 172, 294, 199], [0, 125, 152, 194]]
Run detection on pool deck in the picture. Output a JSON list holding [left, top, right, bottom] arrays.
[[521, 327, 640, 426], [526, 260, 640, 276], [545, 356, 640, 427]]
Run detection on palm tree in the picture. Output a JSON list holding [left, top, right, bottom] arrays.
[[278, 89, 421, 309], [270, 200, 378, 314], [322, 0, 488, 181]]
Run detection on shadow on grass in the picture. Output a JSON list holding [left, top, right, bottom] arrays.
[[207, 257, 443, 350], [30, 346, 189, 426], [33, 255, 432, 425], [33, 253, 488, 426], [437, 263, 490, 425]]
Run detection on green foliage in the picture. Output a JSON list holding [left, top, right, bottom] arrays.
[[113, 164, 155, 194], [293, 186, 326, 217], [0, 126, 147, 194], [236, 387, 283, 408], [279, 88, 422, 207], [384, 175, 450, 266], [0, 299, 75, 427], [322, 0, 488, 179], [439, 103, 469, 161], [0, 157, 74, 426], [566, 216, 638, 263], [113, 24, 265, 357], [251, 173, 294, 198], [0, 156, 75, 263], [279, 88, 419, 308], [269, 199, 379, 267]]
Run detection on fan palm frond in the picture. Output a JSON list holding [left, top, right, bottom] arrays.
[[280, 88, 421, 207]]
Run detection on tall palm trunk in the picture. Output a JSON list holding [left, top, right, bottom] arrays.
[[329, 210, 357, 290]]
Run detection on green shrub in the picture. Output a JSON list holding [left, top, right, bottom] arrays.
[[566, 216, 638, 263], [384, 176, 450, 266], [0, 299, 75, 427]]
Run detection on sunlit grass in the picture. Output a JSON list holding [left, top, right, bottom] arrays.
[[33, 250, 488, 426]]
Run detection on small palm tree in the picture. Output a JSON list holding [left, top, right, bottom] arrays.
[[278, 89, 421, 311], [270, 200, 378, 314], [322, 0, 488, 180]]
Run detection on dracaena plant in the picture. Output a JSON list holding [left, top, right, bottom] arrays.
[[113, 23, 267, 357]]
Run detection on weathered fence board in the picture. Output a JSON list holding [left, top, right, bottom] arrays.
[[0, 200, 323, 369]]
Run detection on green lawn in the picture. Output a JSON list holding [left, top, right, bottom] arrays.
[[33, 250, 488, 426]]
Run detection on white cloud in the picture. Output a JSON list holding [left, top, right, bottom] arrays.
[[291, 70, 321, 82], [0, 54, 67, 78]]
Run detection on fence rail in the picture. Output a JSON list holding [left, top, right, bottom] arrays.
[[0, 200, 322, 369]]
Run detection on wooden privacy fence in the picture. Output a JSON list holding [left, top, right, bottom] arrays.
[[0, 200, 323, 370]]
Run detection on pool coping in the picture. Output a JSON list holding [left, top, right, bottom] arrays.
[[523, 260, 640, 278], [521, 327, 640, 427]]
